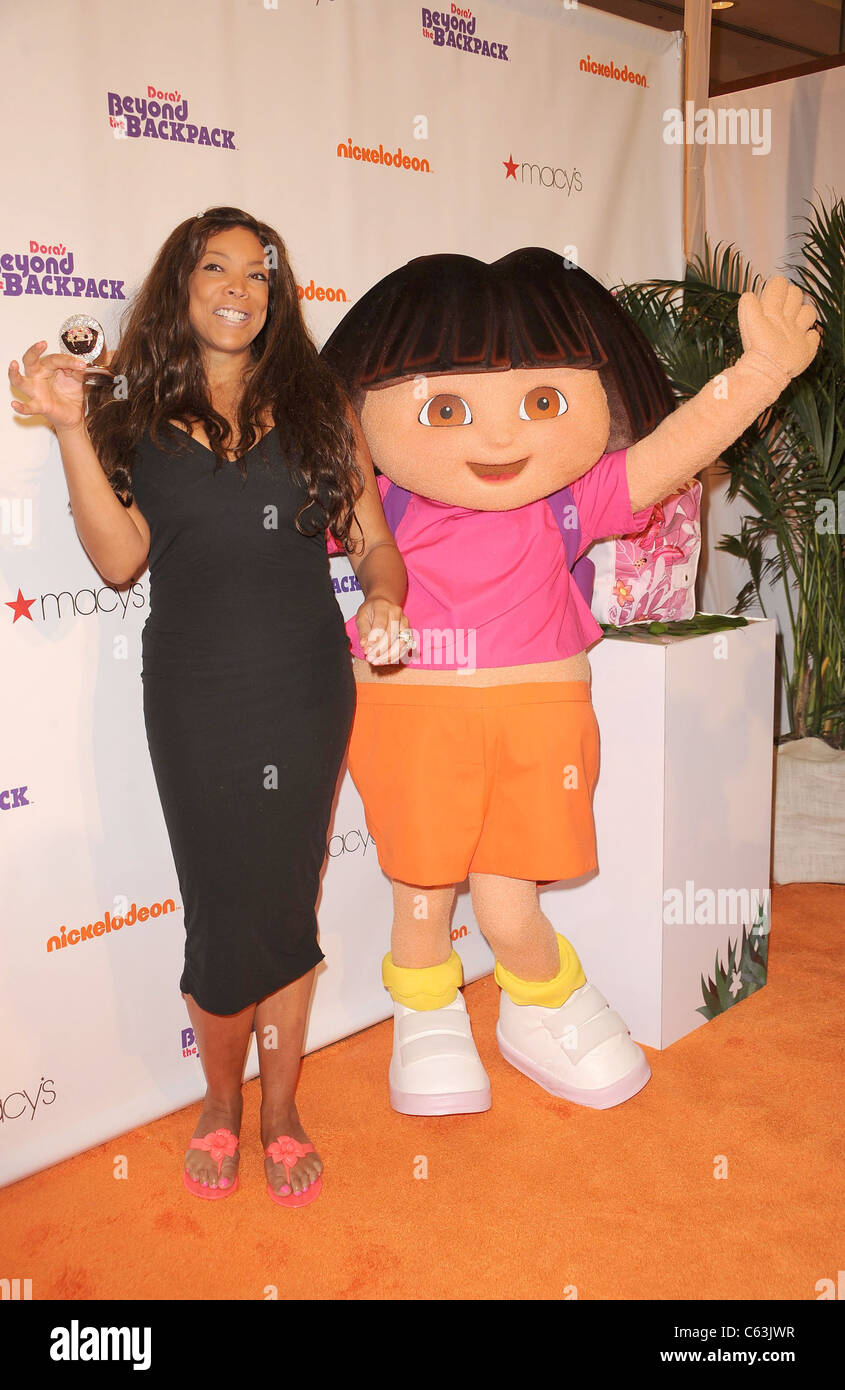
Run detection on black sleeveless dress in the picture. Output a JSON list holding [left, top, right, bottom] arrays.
[[132, 423, 356, 1015]]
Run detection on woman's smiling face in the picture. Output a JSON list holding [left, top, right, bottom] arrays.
[[187, 225, 270, 363], [360, 367, 611, 509]]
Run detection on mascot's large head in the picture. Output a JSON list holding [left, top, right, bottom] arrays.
[[322, 247, 674, 511]]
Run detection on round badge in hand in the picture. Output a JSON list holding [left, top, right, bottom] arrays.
[[59, 315, 114, 374]]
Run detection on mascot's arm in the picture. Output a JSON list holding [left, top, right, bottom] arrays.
[[626, 276, 819, 512], [344, 407, 409, 663]]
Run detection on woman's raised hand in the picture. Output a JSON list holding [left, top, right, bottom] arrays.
[[9, 341, 90, 432]]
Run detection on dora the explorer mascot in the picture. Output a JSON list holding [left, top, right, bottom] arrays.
[[322, 250, 818, 1115]]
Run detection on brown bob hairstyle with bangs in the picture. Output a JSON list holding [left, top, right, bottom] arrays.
[[85, 206, 363, 547], [321, 247, 676, 453]]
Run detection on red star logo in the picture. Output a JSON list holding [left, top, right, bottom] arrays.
[[6, 589, 36, 622], [503, 153, 518, 179]]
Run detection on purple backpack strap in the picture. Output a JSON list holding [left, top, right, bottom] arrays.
[[545, 486, 594, 605], [380, 481, 414, 535]]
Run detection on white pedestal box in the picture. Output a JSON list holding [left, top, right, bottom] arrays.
[[540, 618, 777, 1049]]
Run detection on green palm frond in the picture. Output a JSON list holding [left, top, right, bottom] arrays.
[[691, 239, 762, 297], [787, 195, 845, 370]]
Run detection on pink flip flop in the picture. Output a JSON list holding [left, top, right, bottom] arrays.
[[183, 1127, 240, 1200], [265, 1134, 322, 1208]]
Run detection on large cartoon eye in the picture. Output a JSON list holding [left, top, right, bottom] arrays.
[[418, 394, 472, 427], [519, 387, 568, 421]]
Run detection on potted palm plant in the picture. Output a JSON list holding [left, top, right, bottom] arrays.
[[615, 196, 845, 883]]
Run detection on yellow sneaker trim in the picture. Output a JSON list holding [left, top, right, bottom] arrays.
[[382, 949, 463, 1011], [494, 933, 586, 1008]]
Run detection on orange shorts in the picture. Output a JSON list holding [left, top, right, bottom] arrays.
[[346, 681, 600, 886]]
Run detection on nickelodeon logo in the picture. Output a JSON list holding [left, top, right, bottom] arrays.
[[337, 137, 431, 174], [296, 278, 347, 305], [579, 54, 648, 87], [46, 898, 178, 953]]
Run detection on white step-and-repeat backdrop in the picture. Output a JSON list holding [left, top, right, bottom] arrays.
[[1, 0, 683, 1186]]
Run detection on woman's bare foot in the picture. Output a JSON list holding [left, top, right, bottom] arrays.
[[261, 1102, 322, 1198], [184, 1094, 242, 1192]]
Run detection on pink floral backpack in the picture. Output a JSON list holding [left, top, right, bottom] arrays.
[[589, 480, 703, 625]]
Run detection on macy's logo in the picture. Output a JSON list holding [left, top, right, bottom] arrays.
[[326, 829, 375, 857], [6, 582, 147, 624], [0, 1076, 56, 1123], [502, 154, 582, 195]]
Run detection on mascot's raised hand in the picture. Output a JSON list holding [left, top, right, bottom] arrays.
[[738, 275, 819, 378], [626, 274, 819, 511]]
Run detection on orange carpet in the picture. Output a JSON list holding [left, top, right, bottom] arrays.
[[2, 884, 841, 1301]]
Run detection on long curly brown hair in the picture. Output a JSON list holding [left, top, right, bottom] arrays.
[[85, 206, 363, 546]]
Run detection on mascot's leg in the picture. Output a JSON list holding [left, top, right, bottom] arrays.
[[469, 873, 650, 1109], [382, 881, 491, 1116]]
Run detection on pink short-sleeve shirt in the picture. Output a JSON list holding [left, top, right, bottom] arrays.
[[345, 449, 651, 669]]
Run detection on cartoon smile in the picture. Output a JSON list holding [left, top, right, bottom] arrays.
[[467, 457, 529, 481]]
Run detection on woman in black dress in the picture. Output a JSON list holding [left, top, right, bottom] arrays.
[[9, 207, 409, 1207]]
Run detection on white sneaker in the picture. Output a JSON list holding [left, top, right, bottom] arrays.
[[388, 991, 492, 1116], [496, 982, 651, 1109]]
